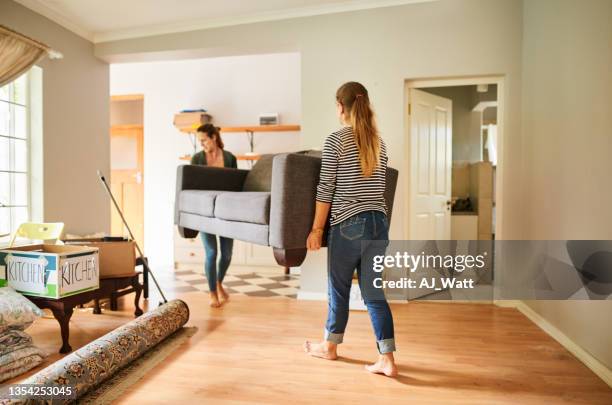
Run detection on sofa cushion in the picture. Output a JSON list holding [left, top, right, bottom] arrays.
[[243, 154, 274, 192], [179, 190, 222, 217], [214, 192, 271, 225]]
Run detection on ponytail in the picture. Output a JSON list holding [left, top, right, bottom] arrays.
[[336, 82, 380, 177]]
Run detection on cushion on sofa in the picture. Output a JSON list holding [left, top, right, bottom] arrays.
[[242, 154, 274, 192], [179, 190, 222, 217], [214, 192, 271, 225]]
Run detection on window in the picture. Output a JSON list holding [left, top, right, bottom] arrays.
[[0, 73, 30, 241]]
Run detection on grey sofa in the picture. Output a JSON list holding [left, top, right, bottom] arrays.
[[175, 151, 398, 267]]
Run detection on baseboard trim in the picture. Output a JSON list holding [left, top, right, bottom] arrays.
[[297, 291, 327, 301], [297, 290, 366, 310], [495, 300, 611, 387]]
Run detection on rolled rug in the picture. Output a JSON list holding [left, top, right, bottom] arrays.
[[7, 299, 189, 404]]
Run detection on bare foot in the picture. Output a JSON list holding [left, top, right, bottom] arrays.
[[303, 340, 338, 360], [365, 354, 398, 377], [209, 291, 221, 308], [217, 282, 229, 303]]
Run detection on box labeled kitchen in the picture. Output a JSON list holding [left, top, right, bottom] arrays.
[[0, 244, 99, 299]]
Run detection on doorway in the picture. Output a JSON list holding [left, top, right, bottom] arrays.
[[405, 77, 504, 241], [110, 94, 144, 248]]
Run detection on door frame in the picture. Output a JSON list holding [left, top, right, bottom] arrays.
[[110, 125, 144, 247], [404, 75, 505, 240]]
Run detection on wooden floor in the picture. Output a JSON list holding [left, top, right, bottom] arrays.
[[17, 290, 612, 404]]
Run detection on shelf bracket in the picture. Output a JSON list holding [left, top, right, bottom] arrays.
[[246, 130, 254, 153]]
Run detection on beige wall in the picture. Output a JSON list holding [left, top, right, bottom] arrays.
[[521, 0, 612, 369], [0, 1, 110, 235]]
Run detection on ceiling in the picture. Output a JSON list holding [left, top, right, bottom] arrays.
[[14, 0, 432, 43]]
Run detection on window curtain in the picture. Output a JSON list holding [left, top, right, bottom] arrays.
[[0, 25, 50, 87]]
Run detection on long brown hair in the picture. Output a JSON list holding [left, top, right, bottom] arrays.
[[336, 81, 379, 176], [197, 123, 224, 149]]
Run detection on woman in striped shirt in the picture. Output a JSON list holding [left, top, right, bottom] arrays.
[[304, 82, 397, 377]]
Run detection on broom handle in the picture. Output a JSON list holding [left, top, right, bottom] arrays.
[[96, 170, 168, 303]]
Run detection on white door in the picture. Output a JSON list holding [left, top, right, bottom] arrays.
[[408, 88, 452, 240]]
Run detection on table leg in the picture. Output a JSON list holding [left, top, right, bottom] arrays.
[[110, 292, 118, 311], [143, 259, 149, 299], [50, 304, 74, 354], [132, 278, 144, 317], [93, 299, 102, 314]]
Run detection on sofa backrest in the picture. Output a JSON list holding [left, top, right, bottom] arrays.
[[243, 154, 275, 192]]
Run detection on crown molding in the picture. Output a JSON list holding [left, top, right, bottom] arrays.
[[13, 0, 94, 42], [94, 0, 434, 43], [13, 0, 436, 44]]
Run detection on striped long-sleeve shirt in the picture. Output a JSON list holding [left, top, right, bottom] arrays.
[[316, 126, 388, 225]]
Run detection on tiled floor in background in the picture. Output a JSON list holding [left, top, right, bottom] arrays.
[[172, 269, 299, 298]]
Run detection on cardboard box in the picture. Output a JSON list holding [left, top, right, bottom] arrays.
[[0, 244, 99, 299], [173, 112, 212, 130], [65, 240, 136, 279]]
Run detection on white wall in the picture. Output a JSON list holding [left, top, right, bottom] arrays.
[[1, 0, 110, 236], [110, 53, 301, 267], [521, 0, 612, 370]]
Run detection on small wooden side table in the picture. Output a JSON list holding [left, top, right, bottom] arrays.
[[26, 274, 143, 354]]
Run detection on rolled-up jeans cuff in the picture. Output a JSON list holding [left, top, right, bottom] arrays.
[[324, 329, 344, 344], [377, 338, 396, 354]]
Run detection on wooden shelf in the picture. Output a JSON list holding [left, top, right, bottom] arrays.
[[177, 124, 300, 158], [236, 154, 261, 161], [179, 154, 261, 161], [220, 125, 300, 133], [178, 124, 301, 134]]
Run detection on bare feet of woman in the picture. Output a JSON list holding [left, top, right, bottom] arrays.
[[303, 340, 338, 360], [209, 291, 221, 308], [217, 282, 229, 303], [365, 353, 398, 377]]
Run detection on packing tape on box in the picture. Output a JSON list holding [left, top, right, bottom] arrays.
[[6, 299, 189, 404]]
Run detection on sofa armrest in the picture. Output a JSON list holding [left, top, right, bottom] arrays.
[[268, 154, 400, 251], [175, 165, 249, 225], [385, 167, 399, 223], [269, 153, 322, 250]]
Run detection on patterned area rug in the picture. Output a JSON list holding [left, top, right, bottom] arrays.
[[172, 270, 300, 298], [79, 326, 197, 405]]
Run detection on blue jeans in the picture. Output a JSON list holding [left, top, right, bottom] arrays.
[[325, 210, 396, 354], [200, 233, 234, 292]]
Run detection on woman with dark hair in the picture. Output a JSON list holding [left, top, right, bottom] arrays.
[[304, 82, 398, 377], [191, 124, 237, 307]]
